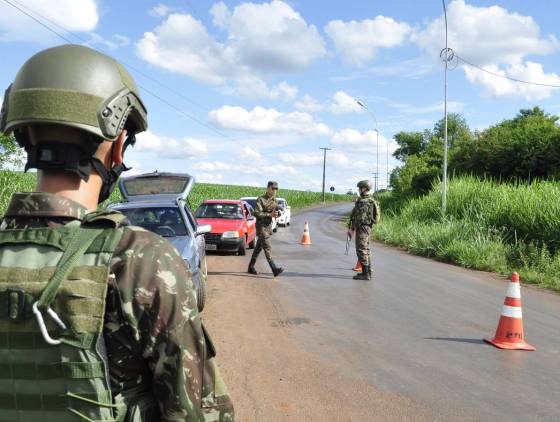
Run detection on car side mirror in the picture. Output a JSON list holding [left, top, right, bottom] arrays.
[[196, 224, 211, 236]]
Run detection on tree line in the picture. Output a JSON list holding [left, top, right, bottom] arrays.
[[390, 107, 560, 198]]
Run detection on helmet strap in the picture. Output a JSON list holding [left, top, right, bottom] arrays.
[[90, 132, 136, 203]]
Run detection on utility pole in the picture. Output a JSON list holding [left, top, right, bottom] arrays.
[[319, 147, 331, 202], [356, 100, 379, 192]]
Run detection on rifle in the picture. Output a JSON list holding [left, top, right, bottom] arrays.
[[345, 232, 352, 255]]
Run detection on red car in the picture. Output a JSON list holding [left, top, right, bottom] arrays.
[[195, 200, 257, 255]]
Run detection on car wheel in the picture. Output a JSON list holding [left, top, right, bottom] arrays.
[[248, 235, 257, 249], [238, 238, 246, 256], [196, 263, 207, 312], [273, 227, 277, 233]]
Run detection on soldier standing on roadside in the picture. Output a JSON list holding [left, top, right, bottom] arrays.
[[0, 45, 233, 421], [347, 180, 380, 280], [247, 181, 284, 277]]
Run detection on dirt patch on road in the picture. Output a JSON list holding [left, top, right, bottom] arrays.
[[201, 255, 476, 422]]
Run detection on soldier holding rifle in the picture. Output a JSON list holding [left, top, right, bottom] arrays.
[[247, 181, 284, 276]]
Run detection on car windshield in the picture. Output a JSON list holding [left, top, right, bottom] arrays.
[[120, 207, 187, 237], [196, 203, 243, 219], [277, 199, 286, 209], [242, 199, 257, 209]]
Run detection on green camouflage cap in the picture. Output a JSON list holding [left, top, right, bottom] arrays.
[[0, 44, 147, 142], [357, 180, 371, 190], [267, 181, 279, 189]]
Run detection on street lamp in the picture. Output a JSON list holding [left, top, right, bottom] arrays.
[[356, 100, 379, 192], [440, 0, 451, 215]]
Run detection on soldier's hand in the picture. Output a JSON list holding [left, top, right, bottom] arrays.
[[272, 211, 279, 218]]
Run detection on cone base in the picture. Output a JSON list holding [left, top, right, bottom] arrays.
[[300, 239, 312, 245], [484, 337, 536, 351]]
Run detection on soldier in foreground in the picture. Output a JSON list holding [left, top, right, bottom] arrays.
[[0, 45, 233, 421], [247, 181, 284, 276], [347, 180, 380, 280]]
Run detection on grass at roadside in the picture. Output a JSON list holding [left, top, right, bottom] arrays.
[[374, 176, 560, 291], [0, 171, 350, 215]]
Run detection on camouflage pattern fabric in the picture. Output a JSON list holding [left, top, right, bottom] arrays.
[[1, 193, 234, 422], [355, 225, 372, 266], [251, 193, 277, 262], [347, 194, 380, 229], [348, 193, 380, 267], [252, 224, 273, 262], [252, 193, 277, 227]]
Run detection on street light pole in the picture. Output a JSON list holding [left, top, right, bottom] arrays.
[[441, 0, 450, 215], [356, 100, 379, 192], [319, 147, 331, 203]]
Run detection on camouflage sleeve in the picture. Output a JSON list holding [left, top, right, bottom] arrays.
[[347, 204, 357, 229], [109, 226, 234, 422], [253, 196, 271, 220]]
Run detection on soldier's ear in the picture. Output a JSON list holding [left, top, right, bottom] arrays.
[[112, 130, 126, 166]]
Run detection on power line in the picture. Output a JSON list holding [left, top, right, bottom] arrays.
[[1, 0, 231, 139], [456, 54, 560, 88]]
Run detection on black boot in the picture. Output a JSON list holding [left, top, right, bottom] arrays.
[[268, 260, 284, 277], [353, 265, 370, 280], [247, 258, 258, 275]]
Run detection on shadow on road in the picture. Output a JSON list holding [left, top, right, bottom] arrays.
[[425, 337, 486, 345], [208, 271, 271, 280]]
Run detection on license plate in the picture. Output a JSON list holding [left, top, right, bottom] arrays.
[[205, 244, 217, 251]]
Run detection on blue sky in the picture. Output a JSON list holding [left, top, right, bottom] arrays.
[[1, 0, 559, 192]]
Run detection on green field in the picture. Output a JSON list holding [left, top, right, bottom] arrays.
[[374, 176, 560, 291], [0, 171, 350, 215]]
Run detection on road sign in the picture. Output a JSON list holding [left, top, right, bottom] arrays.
[[330, 186, 335, 192]]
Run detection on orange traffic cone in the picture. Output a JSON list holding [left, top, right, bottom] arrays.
[[484, 272, 535, 351], [353, 260, 362, 272], [300, 221, 312, 245]]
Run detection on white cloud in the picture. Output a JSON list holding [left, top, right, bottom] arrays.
[[149, 4, 178, 17], [135, 130, 208, 159], [0, 0, 98, 42], [329, 91, 363, 114], [331, 128, 394, 153], [240, 147, 263, 162], [196, 172, 224, 183], [401, 101, 464, 114], [137, 1, 325, 99], [208, 106, 331, 136], [414, 0, 557, 66], [277, 150, 372, 172], [192, 160, 298, 177], [463, 62, 560, 101], [294, 94, 323, 112], [325, 15, 411, 67], [413, 0, 560, 100], [86, 33, 130, 50]]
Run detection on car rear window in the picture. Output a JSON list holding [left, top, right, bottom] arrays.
[[195, 203, 243, 219], [120, 207, 188, 237]]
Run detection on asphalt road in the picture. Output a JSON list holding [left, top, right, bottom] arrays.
[[204, 202, 559, 421]]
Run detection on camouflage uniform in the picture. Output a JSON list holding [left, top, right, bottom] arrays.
[[251, 193, 277, 262], [348, 194, 380, 268], [1, 192, 234, 422], [248, 181, 284, 277]]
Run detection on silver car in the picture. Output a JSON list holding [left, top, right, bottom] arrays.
[[109, 172, 211, 312]]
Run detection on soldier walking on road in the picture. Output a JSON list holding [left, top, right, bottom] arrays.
[[0, 45, 233, 421], [248, 181, 284, 277], [347, 180, 380, 280]]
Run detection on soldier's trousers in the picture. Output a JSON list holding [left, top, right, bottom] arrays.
[[356, 225, 372, 266], [251, 224, 273, 262]]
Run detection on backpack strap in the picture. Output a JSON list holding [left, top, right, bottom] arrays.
[[33, 225, 105, 345]]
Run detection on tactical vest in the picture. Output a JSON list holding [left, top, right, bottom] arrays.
[[0, 211, 127, 422], [354, 197, 381, 227]]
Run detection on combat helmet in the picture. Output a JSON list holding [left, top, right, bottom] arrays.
[[0, 44, 148, 201], [357, 180, 371, 190]]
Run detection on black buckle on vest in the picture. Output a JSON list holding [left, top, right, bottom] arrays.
[[2, 289, 26, 320]]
